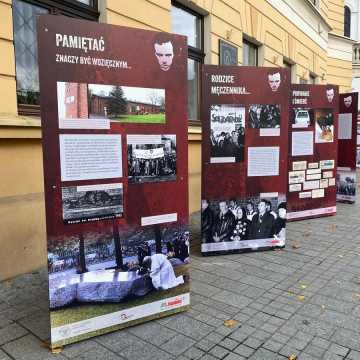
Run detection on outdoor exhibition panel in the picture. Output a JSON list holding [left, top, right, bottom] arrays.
[[337, 92, 358, 203], [287, 85, 339, 221], [201, 65, 290, 255], [38, 16, 189, 348]]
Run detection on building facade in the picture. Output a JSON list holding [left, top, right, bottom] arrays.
[[64, 83, 88, 119], [0, 0, 353, 279], [344, 0, 360, 104]]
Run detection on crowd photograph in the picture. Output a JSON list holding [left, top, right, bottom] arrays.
[[337, 171, 356, 197], [127, 135, 177, 183], [201, 197, 286, 244], [62, 184, 123, 224], [248, 104, 281, 129], [210, 104, 245, 161]]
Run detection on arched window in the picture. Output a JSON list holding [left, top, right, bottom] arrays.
[[344, 5, 351, 37]]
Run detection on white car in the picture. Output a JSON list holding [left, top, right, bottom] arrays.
[[293, 110, 310, 128]]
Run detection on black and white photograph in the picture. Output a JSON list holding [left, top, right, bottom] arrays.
[[248, 104, 281, 129], [62, 183, 123, 224], [127, 134, 176, 183], [291, 108, 314, 128], [315, 109, 334, 143], [337, 170, 356, 201], [47, 224, 190, 309], [201, 196, 286, 246], [210, 104, 245, 162]]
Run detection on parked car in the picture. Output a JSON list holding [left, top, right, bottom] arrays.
[[293, 110, 310, 127]]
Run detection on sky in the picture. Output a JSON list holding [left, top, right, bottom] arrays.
[[88, 84, 165, 105]]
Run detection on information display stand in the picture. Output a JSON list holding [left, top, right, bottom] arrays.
[[201, 66, 290, 255], [337, 92, 358, 203], [38, 16, 190, 348], [287, 85, 339, 221]]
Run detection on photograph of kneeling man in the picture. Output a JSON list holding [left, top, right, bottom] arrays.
[[142, 253, 184, 290]]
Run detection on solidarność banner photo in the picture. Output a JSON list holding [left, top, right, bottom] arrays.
[[38, 15, 189, 348]]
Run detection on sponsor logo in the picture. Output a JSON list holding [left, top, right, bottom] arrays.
[[58, 327, 71, 338], [119, 313, 134, 321], [161, 296, 184, 310]]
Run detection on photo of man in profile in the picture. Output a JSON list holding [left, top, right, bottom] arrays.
[[344, 95, 352, 108], [268, 72, 281, 92], [154, 33, 174, 71], [326, 88, 335, 103]]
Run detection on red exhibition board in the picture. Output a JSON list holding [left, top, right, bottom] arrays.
[[201, 65, 290, 255], [287, 84, 339, 221], [337, 92, 358, 203], [38, 15, 189, 348]]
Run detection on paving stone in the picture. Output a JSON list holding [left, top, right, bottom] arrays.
[[224, 353, 246, 360], [269, 333, 290, 345], [206, 332, 224, 343], [72, 346, 123, 360], [297, 353, 317, 360], [194, 338, 217, 352], [219, 338, 239, 351], [347, 350, 360, 360], [311, 336, 331, 349], [242, 337, 263, 349], [182, 346, 204, 359], [118, 340, 171, 360], [328, 343, 350, 356], [60, 339, 99, 358], [2, 334, 67, 360], [233, 344, 255, 357], [18, 310, 50, 341], [212, 291, 252, 309], [322, 350, 344, 360], [248, 347, 286, 360], [164, 315, 214, 340], [278, 345, 300, 358], [0, 323, 28, 346], [0, 349, 11, 360], [208, 345, 230, 359], [302, 344, 325, 358], [286, 337, 309, 351], [262, 339, 283, 352], [331, 328, 360, 351], [128, 321, 177, 346], [160, 334, 195, 356], [95, 330, 141, 353]]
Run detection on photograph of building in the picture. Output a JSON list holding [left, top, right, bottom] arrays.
[[64, 82, 89, 119]]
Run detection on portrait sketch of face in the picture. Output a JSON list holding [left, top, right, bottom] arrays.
[[344, 96, 352, 108], [154, 40, 174, 71], [268, 72, 281, 92], [326, 88, 334, 103]]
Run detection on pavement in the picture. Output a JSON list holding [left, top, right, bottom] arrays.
[[2, 201, 360, 359]]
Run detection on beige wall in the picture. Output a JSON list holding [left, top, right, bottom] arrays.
[[0, 137, 46, 280], [328, 0, 345, 36], [0, 0, 353, 279]]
